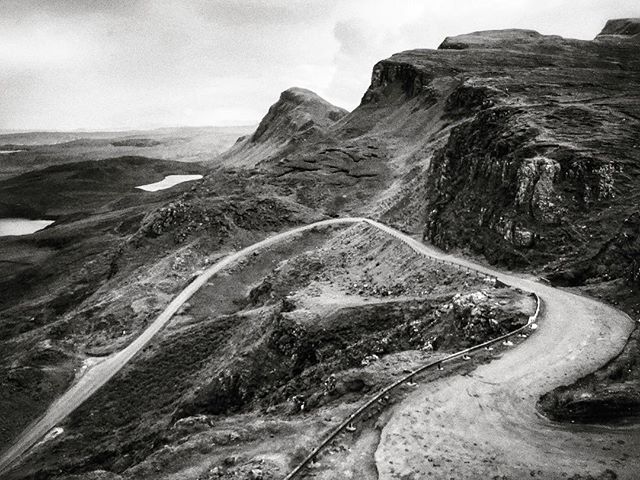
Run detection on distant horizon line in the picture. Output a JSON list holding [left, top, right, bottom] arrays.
[[0, 124, 257, 135]]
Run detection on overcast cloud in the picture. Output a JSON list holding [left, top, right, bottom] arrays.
[[1, 0, 638, 131]]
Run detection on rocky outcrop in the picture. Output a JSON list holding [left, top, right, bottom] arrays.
[[592, 213, 640, 284], [362, 61, 438, 104], [360, 22, 640, 268], [423, 106, 540, 264]]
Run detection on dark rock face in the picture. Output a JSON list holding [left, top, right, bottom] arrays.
[[424, 106, 540, 265], [363, 23, 640, 270], [591, 212, 640, 285], [362, 61, 436, 103], [550, 212, 640, 287]]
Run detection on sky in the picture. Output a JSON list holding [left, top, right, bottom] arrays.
[[1, 0, 638, 131]]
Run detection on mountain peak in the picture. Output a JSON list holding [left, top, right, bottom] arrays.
[[250, 87, 347, 144], [219, 87, 347, 166], [279, 87, 329, 104]]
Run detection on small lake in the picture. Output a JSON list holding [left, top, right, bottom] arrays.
[[0, 219, 54, 237], [135, 174, 203, 192]]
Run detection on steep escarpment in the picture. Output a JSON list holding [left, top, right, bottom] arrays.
[[360, 25, 640, 273]]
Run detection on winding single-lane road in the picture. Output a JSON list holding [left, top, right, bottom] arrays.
[[0, 218, 636, 478], [367, 219, 639, 479]]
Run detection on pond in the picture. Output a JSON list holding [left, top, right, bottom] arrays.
[[0, 218, 54, 237], [135, 174, 203, 192]]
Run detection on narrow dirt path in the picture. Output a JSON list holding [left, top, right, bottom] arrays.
[[366, 220, 639, 479]]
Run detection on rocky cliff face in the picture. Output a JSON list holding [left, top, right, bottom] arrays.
[[366, 24, 640, 273], [321, 20, 640, 425]]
